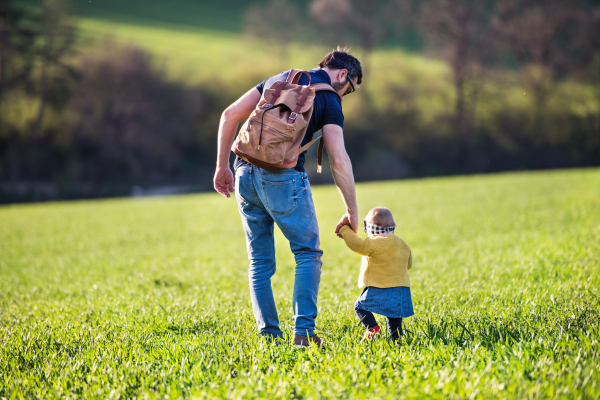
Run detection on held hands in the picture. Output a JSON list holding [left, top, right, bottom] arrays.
[[213, 166, 234, 198], [335, 212, 359, 238]]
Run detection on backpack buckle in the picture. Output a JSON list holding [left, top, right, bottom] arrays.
[[289, 112, 298, 121], [263, 103, 274, 109]]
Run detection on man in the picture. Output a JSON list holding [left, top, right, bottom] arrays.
[[213, 49, 362, 346]]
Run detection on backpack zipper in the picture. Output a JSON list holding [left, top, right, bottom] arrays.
[[250, 118, 293, 141]]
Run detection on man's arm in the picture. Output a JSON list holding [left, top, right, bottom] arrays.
[[214, 88, 261, 197], [322, 123, 359, 233]]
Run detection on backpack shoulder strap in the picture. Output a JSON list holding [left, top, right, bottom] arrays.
[[287, 69, 312, 85], [298, 135, 325, 174], [303, 83, 342, 173], [311, 83, 343, 103]]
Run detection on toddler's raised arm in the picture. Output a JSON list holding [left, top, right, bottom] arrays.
[[338, 225, 378, 256]]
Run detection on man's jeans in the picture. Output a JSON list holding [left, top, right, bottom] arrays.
[[235, 164, 322, 338]]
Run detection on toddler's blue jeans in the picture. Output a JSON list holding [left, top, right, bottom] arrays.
[[235, 164, 323, 339]]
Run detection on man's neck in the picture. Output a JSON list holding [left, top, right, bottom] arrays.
[[320, 67, 338, 85]]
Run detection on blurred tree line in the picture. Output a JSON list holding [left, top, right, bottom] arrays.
[[1, 0, 599, 203]]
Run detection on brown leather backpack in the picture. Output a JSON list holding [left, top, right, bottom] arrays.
[[232, 69, 341, 173]]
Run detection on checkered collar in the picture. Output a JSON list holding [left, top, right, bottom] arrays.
[[364, 221, 395, 235]]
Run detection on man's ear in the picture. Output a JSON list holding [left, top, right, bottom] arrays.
[[338, 69, 348, 81]]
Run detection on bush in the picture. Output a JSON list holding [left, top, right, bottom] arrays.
[[67, 39, 204, 185]]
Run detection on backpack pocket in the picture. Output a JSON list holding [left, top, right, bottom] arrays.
[[238, 110, 297, 165]]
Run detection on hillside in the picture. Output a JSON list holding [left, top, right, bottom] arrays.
[[18, 0, 283, 33], [4, 0, 598, 204], [14, 0, 426, 83]]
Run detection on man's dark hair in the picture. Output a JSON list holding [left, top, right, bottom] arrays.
[[318, 47, 363, 85]]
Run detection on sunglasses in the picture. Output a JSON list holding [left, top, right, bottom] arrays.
[[344, 75, 356, 96]]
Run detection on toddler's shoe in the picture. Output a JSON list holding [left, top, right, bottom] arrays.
[[365, 325, 381, 340]]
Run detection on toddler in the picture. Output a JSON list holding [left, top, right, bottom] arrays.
[[338, 207, 414, 340]]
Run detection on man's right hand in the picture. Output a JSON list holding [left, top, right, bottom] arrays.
[[335, 212, 359, 238], [322, 124, 359, 239], [214, 88, 261, 199], [214, 166, 234, 198]]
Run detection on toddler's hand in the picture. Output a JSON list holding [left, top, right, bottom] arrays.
[[335, 213, 356, 238], [335, 222, 349, 238]]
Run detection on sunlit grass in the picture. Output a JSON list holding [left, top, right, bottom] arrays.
[[1, 168, 599, 398], [76, 18, 329, 87]]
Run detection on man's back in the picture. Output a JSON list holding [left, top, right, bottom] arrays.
[[233, 68, 344, 173]]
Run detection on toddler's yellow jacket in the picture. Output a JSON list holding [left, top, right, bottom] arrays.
[[339, 225, 412, 288]]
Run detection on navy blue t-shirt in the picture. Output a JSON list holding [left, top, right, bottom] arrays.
[[233, 68, 344, 173]]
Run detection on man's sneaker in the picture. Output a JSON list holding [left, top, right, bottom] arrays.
[[293, 334, 322, 347], [365, 325, 381, 340]]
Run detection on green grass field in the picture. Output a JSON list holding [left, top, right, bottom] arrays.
[[1, 169, 599, 398]]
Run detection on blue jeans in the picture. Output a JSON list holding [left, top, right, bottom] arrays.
[[235, 164, 323, 338]]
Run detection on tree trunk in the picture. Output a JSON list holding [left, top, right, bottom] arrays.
[[31, 62, 48, 181], [453, 8, 473, 148], [454, 66, 465, 135], [0, 17, 6, 129]]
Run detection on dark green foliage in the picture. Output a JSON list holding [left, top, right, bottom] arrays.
[[66, 40, 205, 188], [1, 0, 599, 203], [0, 0, 37, 122]]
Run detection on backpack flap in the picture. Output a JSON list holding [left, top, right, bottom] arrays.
[[263, 82, 316, 123], [232, 69, 331, 173]]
